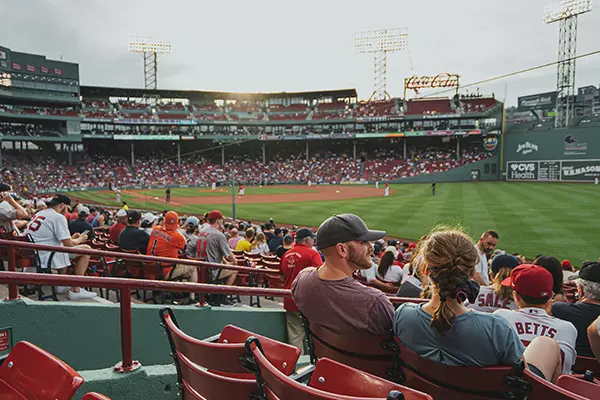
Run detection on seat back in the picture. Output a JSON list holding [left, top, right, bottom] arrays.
[[245, 338, 421, 400], [181, 379, 208, 400], [160, 308, 300, 377], [393, 337, 520, 400], [302, 316, 400, 382], [0, 341, 84, 400], [308, 357, 433, 400], [522, 369, 589, 400], [572, 356, 600, 376], [82, 393, 112, 400], [177, 350, 257, 400], [556, 374, 600, 400]]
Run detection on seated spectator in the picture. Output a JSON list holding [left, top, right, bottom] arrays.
[[552, 261, 600, 358], [394, 229, 563, 382], [533, 256, 568, 302], [0, 183, 27, 234], [236, 227, 255, 252], [91, 209, 108, 228], [147, 211, 197, 283], [292, 213, 392, 335], [268, 228, 284, 253], [118, 210, 150, 254], [561, 259, 578, 282], [250, 232, 270, 255], [473, 230, 499, 286], [377, 249, 403, 284], [276, 234, 293, 258], [109, 209, 128, 243], [495, 264, 577, 375], [280, 228, 322, 351], [197, 209, 237, 290], [358, 243, 397, 292], [35, 200, 47, 212], [24, 195, 96, 300], [228, 228, 241, 249], [140, 212, 158, 234], [68, 206, 95, 240], [86, 207, 98, 224], [467, 254, 520, 313], [588, 316, 600, 362], [180, 216, 199, 242], [396, 252, 426, 299]]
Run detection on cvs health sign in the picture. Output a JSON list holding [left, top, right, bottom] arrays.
[[507, 162, 538, 180]]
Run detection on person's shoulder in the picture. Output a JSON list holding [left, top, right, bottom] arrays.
[[296, 267, 317, 280], [551, 301, 571, 315]]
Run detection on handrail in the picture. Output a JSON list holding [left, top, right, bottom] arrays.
[[0, 239, 280, 275], [0, 237, 425, 374]]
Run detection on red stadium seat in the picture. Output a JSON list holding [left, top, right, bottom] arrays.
[[0, 341, 84, 400], [244, 337, 433, 400], [160, 308, 301, 399], [556, 374, 600, 399], [82, 393, 112, 400], [301, 314, 401, 382], [572, 356, 600, 376], [521, 369, 589, 399]]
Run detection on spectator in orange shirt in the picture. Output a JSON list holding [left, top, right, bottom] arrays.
[[147, 211, 197, 282]]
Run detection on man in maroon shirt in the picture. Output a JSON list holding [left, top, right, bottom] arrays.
[[280, 228, 322, 352], [109, 209, 128, 243]]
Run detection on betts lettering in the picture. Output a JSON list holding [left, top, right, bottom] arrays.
[[405, 73, 459, 90], [514, 322, 556, 338]]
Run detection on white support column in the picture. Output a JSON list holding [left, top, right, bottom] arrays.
[[221, 146, 225, 166]]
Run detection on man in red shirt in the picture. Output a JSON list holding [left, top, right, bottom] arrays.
[[109, 209, 128, 243], [280, 228, 322, 352]]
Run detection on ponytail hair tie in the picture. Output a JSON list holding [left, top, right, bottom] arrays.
[[455, 279, 480, 304]]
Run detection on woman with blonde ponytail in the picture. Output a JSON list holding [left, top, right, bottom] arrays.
[[392, 228, 564, 382]]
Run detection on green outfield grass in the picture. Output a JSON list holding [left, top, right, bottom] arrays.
[[132, 186, 314, 197], [71, 182, 600, 265]]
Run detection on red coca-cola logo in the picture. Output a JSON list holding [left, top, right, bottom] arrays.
[[405, 73, 459, 90]]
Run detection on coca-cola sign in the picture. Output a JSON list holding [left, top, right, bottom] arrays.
[[405, 73, 459, 90]]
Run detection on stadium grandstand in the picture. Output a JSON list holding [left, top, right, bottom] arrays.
[[1, 27, 600, 400]]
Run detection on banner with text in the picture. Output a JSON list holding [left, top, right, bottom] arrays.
[[507, 160, 600, 182]]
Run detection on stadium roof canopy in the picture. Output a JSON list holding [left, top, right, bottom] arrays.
[[80, 86, 358, 102]]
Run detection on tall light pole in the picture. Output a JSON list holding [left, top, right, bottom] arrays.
[[544, 0, 592, 128], [354, 28, 408, 101], [128, 37, 171, 105]]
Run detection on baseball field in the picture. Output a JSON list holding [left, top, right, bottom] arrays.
[[70, 182, 599, 266]]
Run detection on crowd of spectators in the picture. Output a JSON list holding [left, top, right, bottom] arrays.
[[1, 146, 491, 195]]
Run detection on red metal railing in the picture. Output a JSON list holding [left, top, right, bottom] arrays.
[[0, 239, 425, 373]]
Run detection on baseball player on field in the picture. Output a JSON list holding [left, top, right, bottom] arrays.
[[239, 184, 245, 198], [375, 179, 379, 189], [494, 264, 578, 375], [384, 182, 390, 197], [211, 180, 217, 191]]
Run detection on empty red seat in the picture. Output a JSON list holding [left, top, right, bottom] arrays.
[[0, 341, 84, 400], [245, 337, 433, 399], [160, 307, 301, 399], [557, 374, 600, 399]]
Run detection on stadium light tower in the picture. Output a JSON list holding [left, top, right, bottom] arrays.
[[128, 37, 171, 103], [354, 28, 408, 101], [544, 0, 592, 128]]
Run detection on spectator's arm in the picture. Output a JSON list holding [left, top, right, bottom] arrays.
[[472, 271, 487, 286], [4, 194, 27, 220], [370, 279, 399, 292], [587, 316, 600, 362], [61, 233, 87, 248]]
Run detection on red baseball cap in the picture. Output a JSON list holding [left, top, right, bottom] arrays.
[[501, 264, 553, 299], [207, 210, 223, 220], [561, 259, 573, 270], [164, 211, 179, 230]]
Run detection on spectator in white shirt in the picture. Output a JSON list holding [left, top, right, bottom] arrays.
[[377, 250, 403, 284], [250, 232, 270, 255], [473, 230, 499, 286]]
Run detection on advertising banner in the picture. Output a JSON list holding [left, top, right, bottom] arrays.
[[561, 160, 600, 181], [507, 161, 539, 180], [517, 91, 557, 111], [113, 135, 180, 141]]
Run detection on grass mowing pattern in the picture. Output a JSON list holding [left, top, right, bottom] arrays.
[[71, 182, 600, 265]]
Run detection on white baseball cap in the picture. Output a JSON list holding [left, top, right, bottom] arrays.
[[79, 206, 90, 215], [385, 246, 399, 258], [116, 209, 128, 218], [141, 213, 158, 224]]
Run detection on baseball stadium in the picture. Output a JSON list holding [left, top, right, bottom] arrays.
[[1, 1, 600, 399]]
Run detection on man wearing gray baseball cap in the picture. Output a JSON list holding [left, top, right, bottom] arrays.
[[291, 214, 395, 336]]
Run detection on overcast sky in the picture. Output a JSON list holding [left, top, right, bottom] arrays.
[[1, 0, 599, 105]]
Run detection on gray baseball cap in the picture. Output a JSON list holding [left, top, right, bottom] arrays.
[[316, 214, 386, 250]]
